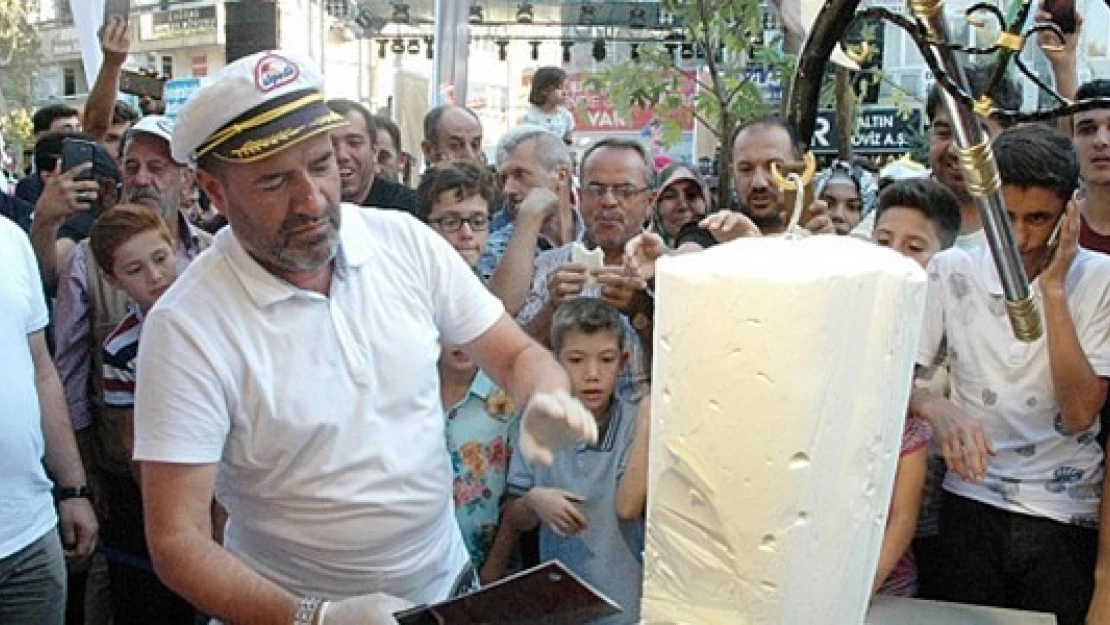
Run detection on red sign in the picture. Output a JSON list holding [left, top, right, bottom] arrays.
[[522, 70, 697, 133], [567, 71, 696, 132]]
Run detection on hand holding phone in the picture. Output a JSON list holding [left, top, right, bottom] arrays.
[[103, 0, 130, 25], [1045, 212, 1066, 261], [61, 138, 98, 181]]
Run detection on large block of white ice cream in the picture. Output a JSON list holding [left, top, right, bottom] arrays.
[[642, 235, 926, 625]]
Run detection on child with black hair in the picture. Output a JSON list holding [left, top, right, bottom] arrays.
[[523, 66, 575, 145]]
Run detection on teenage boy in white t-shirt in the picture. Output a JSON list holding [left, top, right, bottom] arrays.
[[910, 124, 1110, 625]]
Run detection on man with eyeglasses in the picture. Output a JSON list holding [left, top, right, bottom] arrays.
[[516, 136, 656, 404], [480, 126, 582, 316], [415, 162, 495, 270]]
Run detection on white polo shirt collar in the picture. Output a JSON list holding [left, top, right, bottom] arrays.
[[219, 203, 372, 309]]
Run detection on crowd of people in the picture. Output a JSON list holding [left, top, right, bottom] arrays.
[[3, 10, 1110, 625]]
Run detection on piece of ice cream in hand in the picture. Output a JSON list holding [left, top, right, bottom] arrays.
[[519, 390, 599, 466]]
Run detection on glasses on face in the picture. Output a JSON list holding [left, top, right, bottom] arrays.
[[429, 214, 490, 232], [582, 182, 651, 201]]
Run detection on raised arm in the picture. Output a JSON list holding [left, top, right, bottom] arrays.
[[83, 18, 131, 142]]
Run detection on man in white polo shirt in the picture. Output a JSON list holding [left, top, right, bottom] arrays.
[[133, 51, 597, 625], [910, 124, 1110, 625]]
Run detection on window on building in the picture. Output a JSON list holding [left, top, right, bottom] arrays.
[[55, 0, 74, 25], [63, 67, 76, 96], [162, 56, 174, 78]]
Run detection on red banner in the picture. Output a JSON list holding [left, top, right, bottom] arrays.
[[522, 70, 697, 133]]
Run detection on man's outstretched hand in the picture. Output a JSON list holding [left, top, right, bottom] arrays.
[[519, 390, 598, 466]]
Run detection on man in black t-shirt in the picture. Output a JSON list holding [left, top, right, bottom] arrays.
[[326, 99, 417, 214]]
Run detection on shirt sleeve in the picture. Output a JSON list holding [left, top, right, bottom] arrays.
[[561, 107, 576, 134], [615, 402, 641, 479], [522, 107, 542, 127], [54, 244, 93, 430], [412, 218, 504, 346], [132, 308, 230, 464], [506, 436, 535, 497], [102, 341, 137, 409], [516, 249, 560, 327], [11, 223, 48, 333], [916, 255, 947, 370]]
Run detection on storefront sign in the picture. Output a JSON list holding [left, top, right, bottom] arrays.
[[811, 107, 923, 154], [148, 6, 217, 40]]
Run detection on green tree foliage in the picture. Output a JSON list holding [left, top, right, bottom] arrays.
[[585, 0, 792, 209], [0, 0, 42, 149]]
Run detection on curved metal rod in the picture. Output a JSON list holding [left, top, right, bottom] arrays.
[[965, 3, 1006, 28], [1014, 56, 1070, 107], [785, 0, 865, 146]]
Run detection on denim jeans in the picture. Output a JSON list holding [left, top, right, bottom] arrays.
[[0, 529, 66, 625], [935, 491, 1097, 625]]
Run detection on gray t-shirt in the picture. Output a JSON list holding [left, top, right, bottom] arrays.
[[508, 399, 643, 624]]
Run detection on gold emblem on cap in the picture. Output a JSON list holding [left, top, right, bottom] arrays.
[[223, 111, 348, 162], [196, 92, 327, 159]]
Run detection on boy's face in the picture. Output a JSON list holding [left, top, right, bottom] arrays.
[[1073, 108, 1110, 187], [439, 342, 476, 375], [820, 178, 863, 235], [108, 229, 177, 312], [1003, 184, 1068, 280], [428, 191, 489, 268], [557, 329, 625, 416], [873, 206, 944, 269]]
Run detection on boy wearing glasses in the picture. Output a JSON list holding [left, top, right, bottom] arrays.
[[416, 162, 495, 270], [417, 163, 522, 577]]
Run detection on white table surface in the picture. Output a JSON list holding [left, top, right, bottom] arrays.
[[866, 596, 1057, 624]]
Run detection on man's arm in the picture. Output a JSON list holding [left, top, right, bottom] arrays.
[[1043, 288, 1108, 432], [83, 18, 130, 142], [465, 313, 570, 407], [615, 400, 651, 521], [28, 163, 97, 290], [488, 189, 558, 316], [30, 330, 98, 562], [1041, 202, 1108, 433], [1038, 7, 1080, 136], [54, 244, 94, 433], [142, 462, 300, 624], [1089, 491, 1110, 624]]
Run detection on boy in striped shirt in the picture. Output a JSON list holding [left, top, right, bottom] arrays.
[[90, 202, 196, 623], [93, 204, 179, 415]]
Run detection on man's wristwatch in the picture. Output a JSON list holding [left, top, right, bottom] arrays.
[[54, 485, 91, 501], [294, 597, 327, 625]]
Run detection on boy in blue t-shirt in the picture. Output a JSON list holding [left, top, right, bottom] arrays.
[[497, 298, 650, 624]]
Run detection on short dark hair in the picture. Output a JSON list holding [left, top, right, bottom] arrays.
[[414, 162, 495, 222], [529, 66, 567, 107], [373, 114, 401, 152], [424, 104, 480, 143], [731, 115, 803, 160], [926, 66, 1021, 126], [112, 100, 140, 126], [993, 124, 1078, 202], [875, 178, 961, 249], [1076, 79, 1110, 102], [326, 98, 378, 143], [32, 104, 79, 134], [550, 298, 626, 354]]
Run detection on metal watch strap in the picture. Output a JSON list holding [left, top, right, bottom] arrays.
[[293, 597, 323, 625]]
